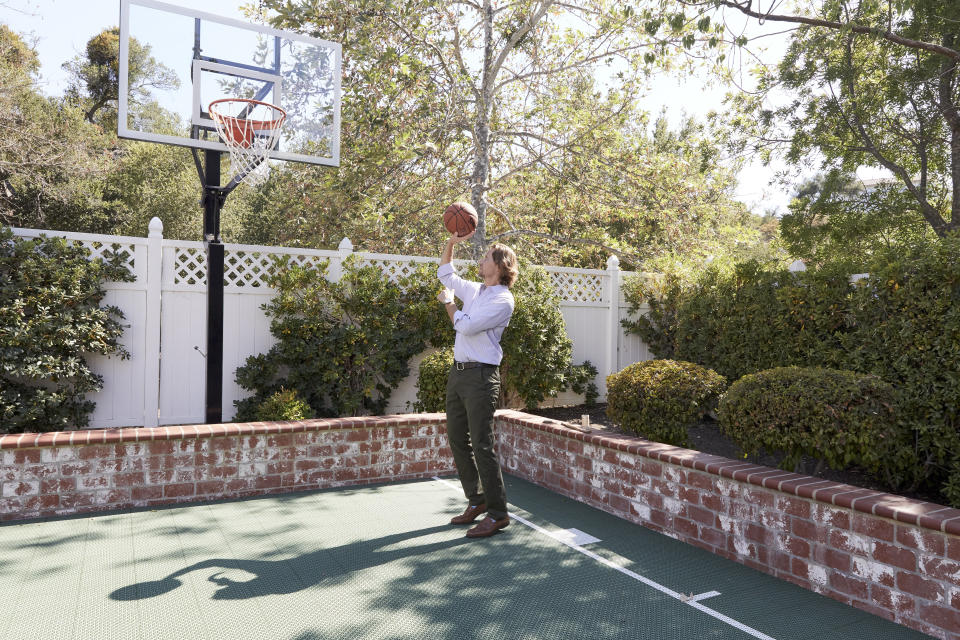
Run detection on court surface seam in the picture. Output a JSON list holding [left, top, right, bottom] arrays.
[[433, 476, 778, 640]]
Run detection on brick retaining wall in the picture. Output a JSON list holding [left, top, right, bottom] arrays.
[[1, 411, 958, 638]]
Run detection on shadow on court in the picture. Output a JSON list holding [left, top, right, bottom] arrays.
[[110, 524, 472, 601]]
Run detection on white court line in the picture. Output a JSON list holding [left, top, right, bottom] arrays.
[[432, 477, 778, 640]]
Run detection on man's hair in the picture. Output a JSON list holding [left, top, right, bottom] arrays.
[[490, 244, 518, 288]]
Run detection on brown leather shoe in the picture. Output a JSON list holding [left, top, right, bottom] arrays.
[[466, 516, 509, 538], [450, 503, 487, 524]]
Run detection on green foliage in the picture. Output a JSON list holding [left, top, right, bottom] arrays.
[[566, 360, 599, 406], [0, 227, 133, 433], [624, 237, 960, 504], [234, 256, 447, 420], [252, 387, 316, 422], [606, 359, 726, 447], [500, 261, 575, 409], [718, 367, 897, 475], [413, 348, 453, 413]]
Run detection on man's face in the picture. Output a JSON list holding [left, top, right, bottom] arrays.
[[478, 249, 499, 283]]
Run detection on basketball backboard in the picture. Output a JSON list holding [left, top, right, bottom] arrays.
[[118, 0, 341, 167]]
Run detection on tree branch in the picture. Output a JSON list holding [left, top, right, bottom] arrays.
[[693, 0, 960, 62]]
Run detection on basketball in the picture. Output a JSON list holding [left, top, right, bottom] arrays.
[[443, 202, 478, 236]]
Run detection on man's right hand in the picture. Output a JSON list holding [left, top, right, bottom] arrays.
[[448, 229, 476, 245]]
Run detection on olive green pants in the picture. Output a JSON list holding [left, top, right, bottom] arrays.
[[445, 364, 507, 519]]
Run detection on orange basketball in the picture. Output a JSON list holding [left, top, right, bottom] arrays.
[[443, 202, 478, 236]]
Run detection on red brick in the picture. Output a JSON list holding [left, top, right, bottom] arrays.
[[39, 478, 75, 493], [699, 527, 726, 548], [921, 556, 960, 585], [147, 441, 175, 455], [13, 449, 42, 464], [745, 523, 769, 544], [791, 517, 827, 544], [916, 602, 960, 634], [131, 486, 163, 501], [38, 494, 59, 509], [777, 496, 811, 519], [791, 557, 810, 579], [76, 445, 113, 460], [163, 483, 195, 498], [675, 516, 699, 539], [78, 475, 110, 490], [745, 489, 775, 508], [816, 547, 851, 572], [948, 538, 960, 562], [851, 513, 895, 542], [640, 460, 661, 477], [871, 584, 915, 617], [829, 571, 869, 600], [777, 533, 810, 558], [873, 541, 917, 571], [685, 505, 714, 527], [59, 462, 93, 476], [196, 480, 226, 495], [896, 571, 946, 601], [896, 526, 946, 556]]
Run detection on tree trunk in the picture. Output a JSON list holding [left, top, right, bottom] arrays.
[[469, 0, 495, 259]]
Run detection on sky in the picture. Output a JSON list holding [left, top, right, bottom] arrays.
[[4, 0, 798, 214]]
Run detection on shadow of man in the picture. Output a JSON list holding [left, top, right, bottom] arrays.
[[111, 524, 469, 601]]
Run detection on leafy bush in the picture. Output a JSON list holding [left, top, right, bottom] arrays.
[[499, 260, 580, 409], [718, 367, 897, 476], [252, 387, 316, 421], [0, 228, 133, 433], [623, 239, 960, 505], [566, 360, 599, 406], [606, 359, 726, 446], [413, 348, 453, 413], [234, 256, 447, 420]]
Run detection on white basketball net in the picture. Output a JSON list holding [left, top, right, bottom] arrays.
[[209, 99, 287, 186]]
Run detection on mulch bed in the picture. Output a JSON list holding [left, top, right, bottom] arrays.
[[523, 403, 943, 505]]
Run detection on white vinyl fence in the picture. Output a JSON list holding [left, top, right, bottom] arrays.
[[12, 219, 652, 428]]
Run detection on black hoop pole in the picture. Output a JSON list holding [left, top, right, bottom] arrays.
[[202, 149, 225, 425]]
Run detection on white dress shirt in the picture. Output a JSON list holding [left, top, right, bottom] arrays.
[[437, 262, 515, 365]]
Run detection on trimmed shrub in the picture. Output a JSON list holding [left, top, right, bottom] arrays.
[[253, 387, 315, 421], [718, 367, 897, 475], [413, 348, 453, 413], [606, 359, 727, 446], [0, 228, 133, 433]]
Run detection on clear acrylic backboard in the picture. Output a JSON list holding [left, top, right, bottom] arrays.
[[118, 0, 341, 167]]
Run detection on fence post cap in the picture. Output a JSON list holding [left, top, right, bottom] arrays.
[[607, 254, 620, 269], [148, 217, 163, 236], [338, 237, 353, 252]]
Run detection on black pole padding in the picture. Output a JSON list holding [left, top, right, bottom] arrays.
[[205, 241, 224, 425], [202, 149, 225, 425]]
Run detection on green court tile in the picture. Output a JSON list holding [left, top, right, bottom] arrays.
[[0, 475, 935, 640]]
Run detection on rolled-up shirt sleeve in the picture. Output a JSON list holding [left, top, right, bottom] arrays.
[[437, 263, 477, 302], [453, 294, 514, 336]]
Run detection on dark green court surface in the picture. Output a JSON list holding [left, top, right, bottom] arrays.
[[0, 475, 932, 639]]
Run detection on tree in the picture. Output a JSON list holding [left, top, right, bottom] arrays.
[[663, 0, 960, 241], [63, 28, 178, 125], [252, 0, 758, 268], [0, 25, 115, 230]]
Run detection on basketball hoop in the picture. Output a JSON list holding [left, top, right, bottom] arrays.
[[208, 98, 287, 186]]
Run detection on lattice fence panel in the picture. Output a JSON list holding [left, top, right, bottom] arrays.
[[173, 247, 206, 285], [360, 259, 423, 285], [83, 240, 137, 273], [549, 271, 605, 303]]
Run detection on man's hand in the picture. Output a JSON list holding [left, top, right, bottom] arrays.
[[447, 229, 476, 245], [437, 288, 455, 305]]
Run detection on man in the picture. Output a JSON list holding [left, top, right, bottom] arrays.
[[437, 215, 518, 539]]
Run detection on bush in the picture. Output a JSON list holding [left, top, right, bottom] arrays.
[[0, 228, 133, 433], [623, 239, 960, 505], [413, 348, 453, 413], [718, 367, 898, 475], [606, 359, 726, 446], [234, 256, 447, 420], [253, 387, 316, 421]]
